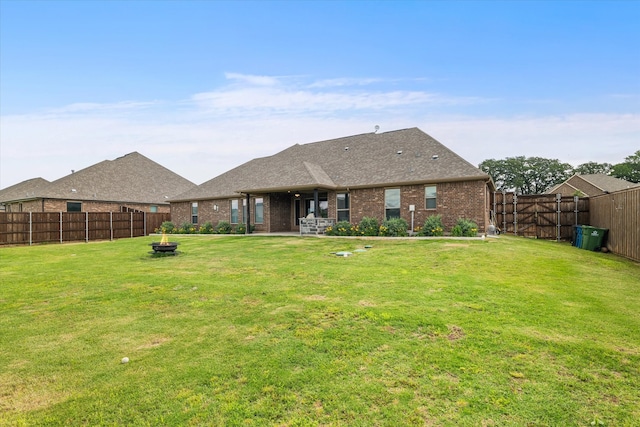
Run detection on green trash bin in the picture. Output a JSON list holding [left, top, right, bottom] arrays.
[[581, 226, 607, 251]]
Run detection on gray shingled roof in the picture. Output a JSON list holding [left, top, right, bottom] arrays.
[[1, 152, 196, 205], [577, 174, 640, 193], [0, 177, 51, 203], [546, 173, 640, 195], [172, 128, 490, 201]]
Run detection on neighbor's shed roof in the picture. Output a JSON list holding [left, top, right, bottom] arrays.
[[546, 173, 640, 196]]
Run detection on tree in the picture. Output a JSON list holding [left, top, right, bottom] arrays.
[[480, 156, 573, 194], [611, 151, 640, 183], [574, 161, 612, 175]]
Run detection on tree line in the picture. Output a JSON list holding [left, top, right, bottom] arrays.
[[479, 150, 640, 195]]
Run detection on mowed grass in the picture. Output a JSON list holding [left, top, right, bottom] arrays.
[[0, 235, 639, 426]]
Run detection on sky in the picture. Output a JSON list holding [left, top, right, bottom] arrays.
[[1, 0, 639, 189]]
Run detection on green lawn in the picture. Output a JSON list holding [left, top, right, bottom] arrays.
[[1, 235, 638, 426]]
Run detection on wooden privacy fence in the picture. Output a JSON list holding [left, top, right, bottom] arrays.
[[0, 212, 170, 245], [589, 187, 640, 262], [492, 193, 590, 241]]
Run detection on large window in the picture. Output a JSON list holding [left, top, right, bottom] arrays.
[[242, 199, 248, 223], [191, 202, 198, 224], [255, 198, 264, 224], [425, 185, 437, 209], [305, 195, 328, 218], [337, 193, 350, 222], [67, 202, 82, 212], [231, 200, 239, 224], [384, 188, 400, 220]]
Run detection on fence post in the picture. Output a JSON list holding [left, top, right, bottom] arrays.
[[513, 193, 518, 235], [60, 212, 63, 243], [130, 212, 133, 238], [502, 190, 507, 233], [574, 195, 579, 225], [29, 211, 33, 246], [144, 212, 147, 236], [110, 212, 113, 241], [85, 212, 89, 243], [556, 193, 562, 242]]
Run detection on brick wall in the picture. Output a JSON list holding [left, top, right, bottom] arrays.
[[168, 180, 490, 234], [171, 196, 270, 232], [269, 193, 291, 232], [348, 180, 489, 232]]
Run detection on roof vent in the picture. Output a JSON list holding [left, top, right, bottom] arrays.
[[344, 147, 349, 151], [432, 154, 439, 160], [397, 150, 403, 155], [71, 188, 77, 193]]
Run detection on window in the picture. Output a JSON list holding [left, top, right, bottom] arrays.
[[337, 193, 350, 222], [242, 199, 247, 224], [231, 200, 239, 224], [385, 188, 400, 220], [304, 194, 328, 218], [191, 202, 198, 224], [67, 202, 82, 212], [255, 198, 264, 224], [425, 185, 437, 209], [150, 205, 158, 213]]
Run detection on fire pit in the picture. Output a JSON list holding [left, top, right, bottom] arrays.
[[150, 230, 179, 255]]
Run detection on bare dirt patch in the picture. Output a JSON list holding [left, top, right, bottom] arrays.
[[447, 325, 465, 341], [136, 336, 172, 350]]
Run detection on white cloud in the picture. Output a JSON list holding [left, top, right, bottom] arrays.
[[223, 72, 282, 86], [1, 73, 638, 189], [308, 77, 385, 88], [190, 74, 483, 115]]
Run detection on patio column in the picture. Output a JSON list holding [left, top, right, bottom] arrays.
[[313, 188, 319, 218], [246, 193, 251, 234]]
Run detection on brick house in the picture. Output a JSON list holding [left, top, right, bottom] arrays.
[[546, 174, 640, 197], [0, 152, 196, 213], [170, 128, 495, 234]]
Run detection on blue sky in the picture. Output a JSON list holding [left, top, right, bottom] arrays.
[[1, 0, 638, 188]]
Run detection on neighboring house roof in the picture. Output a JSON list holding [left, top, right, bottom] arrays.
[[0, 177, 51, 203], [546, 173, 640, 196], [172, 127, 491, 201], [0, 152, 196, 205]]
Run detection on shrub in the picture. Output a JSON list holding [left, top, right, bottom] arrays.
[[178, 222, 197, 234], [451, 218, 479, 237], [159, 221, 175, 233], [215, 221, 233, 234], [326, 220, 353, 236], [358, 217, 379, 236], [234, 223, 254, 234], [380, 218, 408, 237], [199, 222, 214, 234], [420, 215, 444, 236]]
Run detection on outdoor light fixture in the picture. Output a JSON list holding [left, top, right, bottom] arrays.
[[213, 204, 219, 211]]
